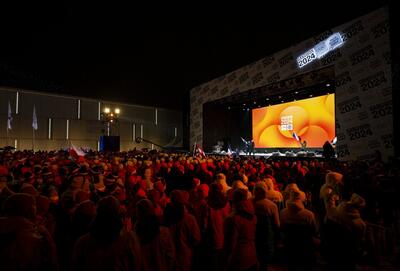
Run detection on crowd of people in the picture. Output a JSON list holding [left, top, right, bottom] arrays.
[[0, 148, 399, 271]]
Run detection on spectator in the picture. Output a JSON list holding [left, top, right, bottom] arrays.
[[253, 182, 280, 270], [134, 199, 175, 271], [164, 190, 201, 271], [224, 188, 258, 271], [0, 193, 58, 271], [72, 196, 141, 271], [280, 190, 318, 270]]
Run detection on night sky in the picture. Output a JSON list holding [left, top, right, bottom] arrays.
[[0, 1, 390, 109]]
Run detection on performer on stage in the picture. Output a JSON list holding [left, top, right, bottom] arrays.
[[241, 137, 254, 155], [301, 140, 307, 150]]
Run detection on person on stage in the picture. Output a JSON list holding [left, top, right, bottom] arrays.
[[301, 140, 307, 151]]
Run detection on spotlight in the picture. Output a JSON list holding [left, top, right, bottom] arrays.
[[253, 101, 257, 104], [228, 106, 231, 110], [278, 96, 282, 98], [326, 83, 330, 87], [266, 98, 269, 100], [104, 107, 110, 113], [115, 108, 120, 114], [110, 113, 114, 117], [294, 91, 298, 94], [243, 103, 246, 106], [309, 94, 313, 97], [281, 100, 284, 103]]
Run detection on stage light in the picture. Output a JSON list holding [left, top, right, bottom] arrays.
[[228, 106, 231, 110], [294, 91, 298, 94], [104, 107, 110, 113], [266, 98, 269, 100], [115, 108, 120, 114], [281, 100, 284, 103], [309, 94, 313, 97], [243, 103, 246, 106], [110, 113, 114, 117], [278, 96, 282, 98], [326, 83, 330, 87], [253, 101, 257, 104]]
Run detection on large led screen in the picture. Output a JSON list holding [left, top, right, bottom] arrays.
[[252, 94, 335, 148]]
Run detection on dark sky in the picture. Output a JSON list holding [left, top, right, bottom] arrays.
[[0, 1, 390, 109]]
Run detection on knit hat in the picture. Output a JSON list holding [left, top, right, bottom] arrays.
[[232, 188, 248, 204], [170, 190, 188, 205], [349, 193, 366, 209], [325, 171, 343, 186], [3, 193, 36, 220], [289, 190, 306, 202], [20, 183, 39, 196], [36, 195, 50, 216], [0, 166, 8, 177], [70, 175, 85, 190], [198, 184, 209, 198]]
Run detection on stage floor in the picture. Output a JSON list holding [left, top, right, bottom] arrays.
[[209, 150, 328, 159]]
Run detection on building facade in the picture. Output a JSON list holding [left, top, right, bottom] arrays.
[[0, 87, 183, 151]]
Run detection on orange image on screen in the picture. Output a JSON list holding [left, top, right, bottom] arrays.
[[252, 94, 335, 148]]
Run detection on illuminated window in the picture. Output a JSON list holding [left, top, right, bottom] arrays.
[[77, 100, 81, 119], [48, 118, 52, 139], [66, 120, 70, 140], [16, 92, 19, 114], [98, 102, 101, 120]]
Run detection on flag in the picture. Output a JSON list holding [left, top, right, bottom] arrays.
[[7, 100, 12, 130], [69, 143, 86, 162], [193, 143, 206, 158], [292, 131, 300, 141], [227, 146, 233, 158], [32, 106, 38, 130]]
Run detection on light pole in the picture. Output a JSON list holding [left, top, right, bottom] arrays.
[[102, 107, 120, 136]]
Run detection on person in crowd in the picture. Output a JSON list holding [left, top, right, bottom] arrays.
[[134, 199, 175, 271], [164, 190, 201, 271], [280, 190, 318, 270], [72, 196, 141, 271], [0, 193, 58, 271], [253, 182, 280, 270], [263, 177, 284, 209], [207, 183, 231, 271], [320, 171, 343, 221], [224, 188, 258, 271], [324, 193, 367, 271], [216, 173, 231, 195]]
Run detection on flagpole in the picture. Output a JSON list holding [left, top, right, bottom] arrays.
[[32, 128, 35, 151]]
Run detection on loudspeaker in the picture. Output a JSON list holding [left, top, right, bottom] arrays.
[[99, 136, 120, 152]]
